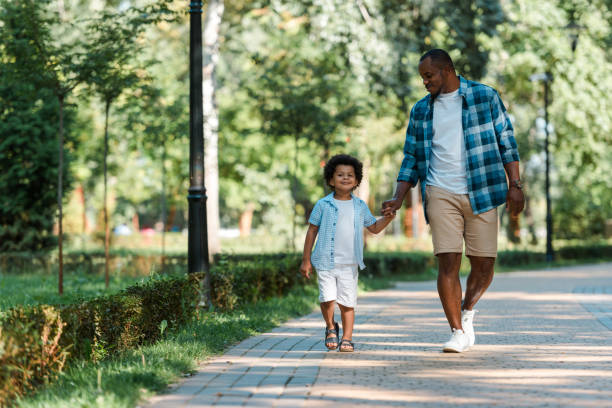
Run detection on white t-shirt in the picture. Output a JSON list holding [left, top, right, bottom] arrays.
[[426, 89, 468, 194], [333, 198, 356, 265]]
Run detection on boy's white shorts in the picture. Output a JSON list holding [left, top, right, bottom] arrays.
[[317, 264, 359, 308]]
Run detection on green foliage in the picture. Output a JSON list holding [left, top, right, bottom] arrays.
[[210, 254, 307, 309], [0, 306, 68, 403], [0, 0, 73, 251], [482, 0, 612, 239]]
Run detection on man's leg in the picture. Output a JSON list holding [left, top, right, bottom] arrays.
[[463, 256, 495, 310], [437, 252, 463, 330]]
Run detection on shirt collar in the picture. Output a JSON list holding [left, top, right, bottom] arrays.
[[322, 192, 357, 207], [428, 75, 467, 106]]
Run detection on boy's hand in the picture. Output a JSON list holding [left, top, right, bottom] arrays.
[[300, 260, 312, 279], [383, 210, 397, 219], [382, 198, 402, 216]]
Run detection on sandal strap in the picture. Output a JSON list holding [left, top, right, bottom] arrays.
[[325, 322, 340, 337], [339, 339, 354, 351], [325, 327, 338, 336]]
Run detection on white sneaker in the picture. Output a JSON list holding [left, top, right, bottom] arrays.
[[461, 309, 476, 347], [443, 328, 470, 353]]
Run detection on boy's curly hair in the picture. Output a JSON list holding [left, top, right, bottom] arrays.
[[323, 154, 363, 190]]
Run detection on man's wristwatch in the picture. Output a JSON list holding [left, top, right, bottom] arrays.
[[510, 179, 523, 189]]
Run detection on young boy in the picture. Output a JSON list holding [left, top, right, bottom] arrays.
[[300, 154, 395, 352]]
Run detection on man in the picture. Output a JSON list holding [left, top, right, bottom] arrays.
[[382, 49, 525, 353]]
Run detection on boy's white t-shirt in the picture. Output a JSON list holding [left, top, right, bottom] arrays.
[[333, 198, 356, 265], [426, 89, 468, 194]]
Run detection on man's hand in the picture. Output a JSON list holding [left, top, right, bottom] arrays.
[[382, 197, 403, 216], [300, 260, 313, 279], [506, 186, 525, 216]]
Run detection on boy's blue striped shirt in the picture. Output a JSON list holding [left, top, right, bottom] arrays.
[[308, 193, 376, 271], [398, 76, 519, 218]]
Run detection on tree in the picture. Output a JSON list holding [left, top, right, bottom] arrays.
[[81, 11, 144, 288], [0, 0, 70, 253], [0, 0, 88, 294], [203, 0, 225, 257]]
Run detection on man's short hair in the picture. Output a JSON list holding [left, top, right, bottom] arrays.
[[419, 49, 455, 71]]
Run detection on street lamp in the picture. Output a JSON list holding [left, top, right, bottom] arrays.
[[188, 1, 211, 304], [565, 11, 583, 54], [529, 72, 554, 262]]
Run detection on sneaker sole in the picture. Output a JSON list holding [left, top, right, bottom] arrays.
[[443, 345, 470, 353]]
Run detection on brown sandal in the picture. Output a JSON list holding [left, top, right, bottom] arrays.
[[324, 322, 340, 350], [338, 338, 354, 352]]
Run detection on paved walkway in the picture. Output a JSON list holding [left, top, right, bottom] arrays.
[[147, 263, 612, 407]]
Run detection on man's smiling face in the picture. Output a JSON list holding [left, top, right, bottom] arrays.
[[418, 57, 445, 96]]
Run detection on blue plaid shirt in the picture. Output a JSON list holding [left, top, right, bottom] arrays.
[[398, 76, 519, 219], [308, 193, 377, 271]]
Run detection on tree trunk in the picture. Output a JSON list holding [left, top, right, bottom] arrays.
[[403, 182, 426, 238], [57, 95, 64, 296], [524, 197, 538, 245], [291, 134, 298, 250], [356, 158, 371, 248], [103, 100, 110, 289], [161, 141, 167, 272], [77, 184, 88, 235], [203, 0, 224, 258], [507, 212, 521, 244], [239, 202, 256, 237]]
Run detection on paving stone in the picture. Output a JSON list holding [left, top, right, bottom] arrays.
[[146, 263, 612, 408]]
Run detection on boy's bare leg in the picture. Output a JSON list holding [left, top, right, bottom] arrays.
[[338, 303, 354, 350], [320, 300, 338, 347], [437, 252, 463, 330]]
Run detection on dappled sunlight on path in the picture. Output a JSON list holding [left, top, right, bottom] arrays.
[[147, 263, 612, 407]]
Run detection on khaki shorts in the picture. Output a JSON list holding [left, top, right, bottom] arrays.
[[425, 185, 498, 258]]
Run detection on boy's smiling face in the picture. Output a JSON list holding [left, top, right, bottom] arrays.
[[329, 164, 357, 194]]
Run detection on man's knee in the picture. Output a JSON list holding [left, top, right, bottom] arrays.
[[437, 252, 462, 274], [468, 256, 495, 274]]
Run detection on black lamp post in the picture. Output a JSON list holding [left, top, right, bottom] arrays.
[[529, 72, 554, 262], [188, 1, 211, 304]]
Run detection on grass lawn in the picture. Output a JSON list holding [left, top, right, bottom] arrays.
[[0, 271, 145, 312]]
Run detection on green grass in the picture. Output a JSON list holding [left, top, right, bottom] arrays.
[[0, 271, 145, 312]]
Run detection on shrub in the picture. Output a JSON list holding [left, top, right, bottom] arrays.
[[0, 273, 203, 404], [210, 254, 305, 310], [0, 306, 68, 403]]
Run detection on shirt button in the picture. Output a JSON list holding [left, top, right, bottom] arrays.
[[331, 238, 334, 241]]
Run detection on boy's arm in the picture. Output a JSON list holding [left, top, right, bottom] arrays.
[[366, 214, 396, 234], [300, 223, 319, 279]]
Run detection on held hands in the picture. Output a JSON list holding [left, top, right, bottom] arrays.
[[381, 197, 402, 217], [300, 260, 312, 279], [506, 186, 525, 216]]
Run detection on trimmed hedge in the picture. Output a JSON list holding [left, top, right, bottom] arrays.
[[3, 243, 610, 276], [0, 250, 187, 276], [0, 273, 203, 405]]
